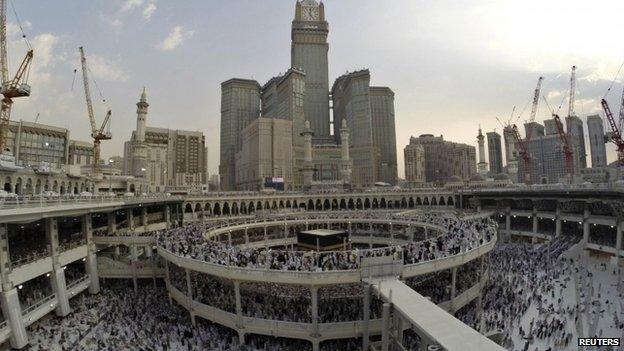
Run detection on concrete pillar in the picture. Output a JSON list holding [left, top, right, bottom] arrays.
[[617, 221, 623, 253], [228, 231, 232, 247], [0, 288, 28, 349], [85, 253, 100, 294], [164, 205, 171, 229], [397, 314, 405, 347], [583, 208, 590, 245], [128, 209, 135, 230], [45, 218, 59, 257], [505, 207, 511, 241], [312, 341, 320, 351], [555, 206, 562, 237], [264, 226, 268, 251], [450, 267, 457, 313], [51, 268, 71, 316], [532, 207, 538, 234], [83, 214, 100, 294], [362, 283, 370, 350], [185, 268, 196, 326], [141, 207, 148, 227], [244, 227, 249, 245], [107, 212, 116, 235], [381, 302, 391, 351], [311, 286, 319, 337], [234, 280, 242, 328], [130, 245, 138, 293], [612, 221, 623, 268], [0, 225, 11, 286], [164, 260, 172, 305]]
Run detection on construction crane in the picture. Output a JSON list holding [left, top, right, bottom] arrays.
[[601, 97, 624, 165], [525, 76, 544, 141], [79, 46, 111, 176], [0, 0, 33, 153], [511, 124, 532, 184], [567, 66, 576, 118], [552, 114, 574, 178]]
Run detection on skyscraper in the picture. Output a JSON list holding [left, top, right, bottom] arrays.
[[486, 131, 503, 175], [219, 79, 261, 190], [292, 0, 331, 141], [370, 87, 398, 184], [566, 115, 587, 169], [586, 115, 607, 167], [332, 70, 377, 186]]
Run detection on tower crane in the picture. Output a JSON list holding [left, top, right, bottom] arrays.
[[525, 76, 544, 140], [0, 0, 33, 153], [552, 114, 574, 178], [600, 96, 624, 165], [79, 46, 111, 176], [511, 124, 532, 184]]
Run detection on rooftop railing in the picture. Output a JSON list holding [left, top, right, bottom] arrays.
[[0, 194, 183, 210]]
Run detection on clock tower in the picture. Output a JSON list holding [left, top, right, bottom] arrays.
[[292, 0, 331, 141]]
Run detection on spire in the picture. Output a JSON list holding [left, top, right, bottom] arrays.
[[140, 86, 147, 103]]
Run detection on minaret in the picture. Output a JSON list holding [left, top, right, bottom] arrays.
[[477, 126, 488, 175], [136, 87, 148, 142], [301, 120, 315, 190], [340, 119, 352, 185], [132, 87, 149, 178]]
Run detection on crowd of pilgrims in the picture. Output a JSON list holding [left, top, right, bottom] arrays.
[[25, 280, 377, 351], [169, 265, 385, 323], [476, 234, 624, 350], [156, 211, 496, 272]]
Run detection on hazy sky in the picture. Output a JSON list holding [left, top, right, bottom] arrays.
[[6, 0, 624, 177]]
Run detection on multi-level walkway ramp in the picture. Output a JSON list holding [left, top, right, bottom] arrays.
[[358, 255, 504, 351], [368, 277, 504, 351]]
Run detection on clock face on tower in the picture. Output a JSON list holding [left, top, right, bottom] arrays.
[[302, 6, 319, 21]]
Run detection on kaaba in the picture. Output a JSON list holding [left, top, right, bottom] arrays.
[[297, 229, 348, 251]]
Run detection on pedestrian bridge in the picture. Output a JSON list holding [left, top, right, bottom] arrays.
[[369, 277, 504, 350]]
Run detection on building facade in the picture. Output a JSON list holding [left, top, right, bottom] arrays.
[[124, 90, 208, 193], [219, 79, 261, 191], [6, 120, 70, 170], [370, 87, 398, 184], [586, 114, 607, 168], [486, 131, 503, 175], [235, 118, 293, 190], [404, 143, 425, 186], [67, 140, 93, 167], [407, 134, 476, 184]]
